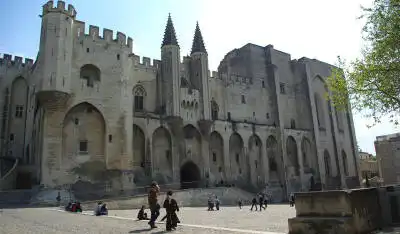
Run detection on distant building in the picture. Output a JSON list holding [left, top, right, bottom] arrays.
[[358, 151, 379, 179], [375, 133, 400, 185]]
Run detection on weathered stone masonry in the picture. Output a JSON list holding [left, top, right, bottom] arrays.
[[0, 0, 360, 201]]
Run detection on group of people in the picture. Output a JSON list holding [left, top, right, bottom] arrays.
[[144, 181, 180, 231], [207, 196, 221, 211], [250, 194, 269, 211], [65, 202, 83, 213]]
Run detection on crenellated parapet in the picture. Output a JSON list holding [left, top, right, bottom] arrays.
[[74, 21, 133, 50], [129, 54, 161, 70], [0, 53, 34, 69], [42, 1, 76, 18]]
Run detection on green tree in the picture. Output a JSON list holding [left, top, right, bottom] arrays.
[[326, 0, 400, 127]]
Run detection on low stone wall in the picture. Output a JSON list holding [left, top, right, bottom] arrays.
[[80, 187, 254, 211], [288, 188, 381, 234]]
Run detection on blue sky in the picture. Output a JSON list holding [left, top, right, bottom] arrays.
[[0, 0, 398, 154]]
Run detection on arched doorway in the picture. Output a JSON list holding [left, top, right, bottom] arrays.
[[248, 134, 263, 186], [152, 127, 173, 183], [286, 136, 299, 177], [132, 124, 145, 168], [180, 161, 201, 189], [61, 102, 106, 185], [229, 133, 245, 181], [209, 131, 224, 183]]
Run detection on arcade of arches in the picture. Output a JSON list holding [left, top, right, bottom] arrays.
[[61, 109, 346, 192]]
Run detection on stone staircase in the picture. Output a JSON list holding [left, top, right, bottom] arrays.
[[80, 187, 255, 211], [0, 157, 18, 191], [0, 189, 36, 208]]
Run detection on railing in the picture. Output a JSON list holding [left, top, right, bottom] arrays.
[[0, 157, 18, 191]]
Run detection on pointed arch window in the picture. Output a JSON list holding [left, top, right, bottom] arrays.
[[211, 99, 219, 120], [324, 150, 331, 177], [133, 85, 146, 112]]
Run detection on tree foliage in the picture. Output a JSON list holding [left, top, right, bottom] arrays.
[[326, 0, 400, 126]]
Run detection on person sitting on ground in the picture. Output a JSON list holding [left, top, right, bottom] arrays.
[[65, 202, 72, 212], [163, 190, 180, 231], [137, 205, 149, 220], [70, 202, 82, 213], [95, 202, 108, 216]]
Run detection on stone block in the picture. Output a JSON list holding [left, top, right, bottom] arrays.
[[288, 188, 382, 234], [288, 217, 354, 234]]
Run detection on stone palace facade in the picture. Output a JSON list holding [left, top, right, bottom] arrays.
[[0, 1, 359, 200]]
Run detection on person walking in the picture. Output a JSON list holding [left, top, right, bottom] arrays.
[[148, 181, 160, 229]]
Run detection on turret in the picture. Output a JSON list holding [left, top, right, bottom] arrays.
[[160, 14, 181, 116], [36, 0, 75, 102], [190, 22, 210, 120]]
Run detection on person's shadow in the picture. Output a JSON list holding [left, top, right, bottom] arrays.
[[129, 229, 167, 234]]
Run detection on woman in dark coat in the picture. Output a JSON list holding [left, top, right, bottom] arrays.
[[163, 191, 180, 231]]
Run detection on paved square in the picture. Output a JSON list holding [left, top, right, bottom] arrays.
[[0, 205, 296, 233], [109, 204, 296, 233]]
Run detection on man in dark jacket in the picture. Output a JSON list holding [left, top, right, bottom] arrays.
[[148, 181, 160, 228]]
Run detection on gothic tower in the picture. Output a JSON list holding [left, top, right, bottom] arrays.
[[161, 14, 181, 116], [37, 1, 75, 98], [190, 22, 210, 120]]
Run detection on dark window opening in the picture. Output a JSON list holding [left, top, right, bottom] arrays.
[[266, 113, 270, 119], [235, 153, 239, 163], [239, 168, 242, 174], [15, 105, 24, 118], [212, 152, 217, 162], [134, 95, 144, 111], [74, 118, 79, 125], [117, 54, 120, 60], [227, 112, 231, 121], [253, 112, 255, 117], [290, 119, 296, 129], [9, 133, 14, 142], [241, 95, 246, 104], [108, 134, 112, 143], [280, 82, 286, 94], [86, 48, 90, 53], [255, 160, 258, 169], [79, 140, 88, 153], [262, 81, 265, 88], [218, 166, 222, 172]]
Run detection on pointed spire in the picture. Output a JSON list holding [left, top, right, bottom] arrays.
[[191, 22, 207, 54], [162, 13, 179, 47]]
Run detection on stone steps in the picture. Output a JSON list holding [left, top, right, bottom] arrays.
[[0, 189, 34, 205]]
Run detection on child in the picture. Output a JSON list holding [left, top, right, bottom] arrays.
[[163, 191, 180, 231], [137, 205, 149, 220]]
